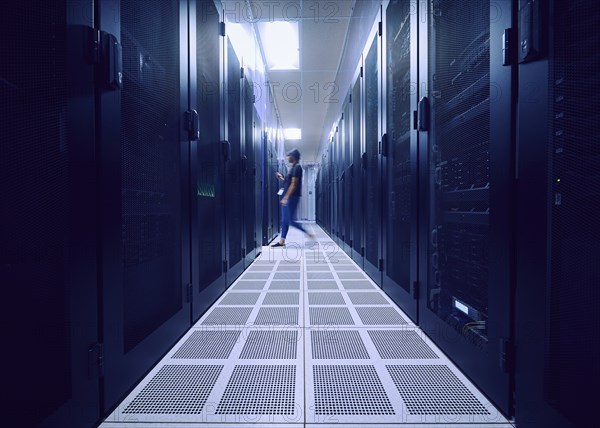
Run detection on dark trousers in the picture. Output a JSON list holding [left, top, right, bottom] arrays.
[[281, 196, 306, 239]]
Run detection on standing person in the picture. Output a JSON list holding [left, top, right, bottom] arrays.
[[271, 149, 315, 247]]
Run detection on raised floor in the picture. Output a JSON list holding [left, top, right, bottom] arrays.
[[100, 224, 513, 428]]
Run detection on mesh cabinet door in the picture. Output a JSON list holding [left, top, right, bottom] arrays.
[[381, 0, 419, 321], [98, 0, 191, 411], [420, 0, 513, 415], [224, 38, 244, 283], [351, 71, 364, 266], [191, 0, 226, 320], [363, 30, 383, 285]]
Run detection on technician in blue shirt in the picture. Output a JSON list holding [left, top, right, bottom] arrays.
[[271, 149, 315, 247]]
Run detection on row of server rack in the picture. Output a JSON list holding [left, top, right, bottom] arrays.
[[1, 1, 285, 426], [316, 0, 598, 427]]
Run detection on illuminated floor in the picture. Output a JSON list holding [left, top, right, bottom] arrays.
[[100, 224, 513, 428]]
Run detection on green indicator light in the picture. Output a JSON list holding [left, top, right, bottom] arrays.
[[556, 178, 561, 183]]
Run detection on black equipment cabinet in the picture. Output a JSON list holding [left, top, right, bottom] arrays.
[[351, 66, 364, 267], [242, 75, 260, 266], [96, 0, 191, 412], [515, 1, 600, 427], [381, 0, 419, 322], [418, 0, 514, 416], [363, 12, 383, 286], [190, 0, 227, 321], [2, 1, 100, 426], [343, 99, 353, 257], [224, 38, 244, 284]]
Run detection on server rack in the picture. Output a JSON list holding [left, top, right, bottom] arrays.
[[351, 63, 365, 267], [253, 109, 263, 253], [2, 2, 100, 426], [343, 99, 353, 257], [242, 75, 258, 266], [96, 0, 192, 412], [224, 37, 244, 284], [515, 1, 600, 426], [190, 0, 227, 321], [381, 0, 419, 321], [363, 10, 384, 286], [418, 0, 514, 415]]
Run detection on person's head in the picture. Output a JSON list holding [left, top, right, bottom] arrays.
[[286, 148, 301, 164]]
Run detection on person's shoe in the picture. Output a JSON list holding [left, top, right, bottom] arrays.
[[271, 242, 285, 248]]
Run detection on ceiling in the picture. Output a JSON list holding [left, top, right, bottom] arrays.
[[250, 0, 356, 162]]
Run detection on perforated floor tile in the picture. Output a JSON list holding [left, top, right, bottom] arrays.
[[313, 365, 394, 415], [311, 330, 370, 359], [308, 292, 346, 305], [307, 281, 339, 290], [248, 265, 274, 272], [201, 307, 253, 326], [172, 330, 241, 359], [386, 365, 491, 416], [239, 330, 298, 359], [341, 280, 376, 290], [216, 365, 297, 415], [277, 265, 301, 271], [307, 272, 334, 280], [347, 292, 390, 305], [356, 307, 408, 325], [269, 280, 300, 290], [241, 272, 271, 280], [309, 307, 355, 325], [122, 365, 223, 414], [262, 292, 300, 305], [219, 293, 260, 305], [273, 272, 301, 280], [337, 272, 367, 280], [254, 307, 299, 325], [368, 330, 439, 359], [332, 265, 359, 271], [306, 265, 331, 271], [232, 281, 265, 290]]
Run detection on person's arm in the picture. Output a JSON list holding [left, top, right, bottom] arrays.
[[275, 172, 285, 181]]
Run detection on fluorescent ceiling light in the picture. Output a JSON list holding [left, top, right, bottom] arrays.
[[258, 21, 299, 70], [284, 128, 301, 140]]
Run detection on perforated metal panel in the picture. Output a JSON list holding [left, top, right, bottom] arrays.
[[356, 307, 407, 325], [216, 365, 296, 415], [342, 281, 376, 290], [311, 331, 370, 359], [239, 331, 298, 359], [309, 307, 355, 325], [173, 330, 241, 359], [347, 292, 389, 305], [313, 365, 394, 415], [273, 272, 301, 280], [123, 365, 223, 414], [308, 272, 334, 280], [242, 272, 271, 280], [386, 365, 490, 415], [306, 265, 332, 271], [120, 0, 183, 353], [249, 265, 274, 272], [277, 265, 301, 271], [262, 292, 300, 305], [269, 281, 301, 290], [201, 307, 253, 326], [233, 281, 265, 290], [308, 292, 346, 305], [219, 293, 260, 306], [254, 307, 299, 325], [368, 330, 438, 359], [307, 281, 339, 290], [337, 272, 366, 280]]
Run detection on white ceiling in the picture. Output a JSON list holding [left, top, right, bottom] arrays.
[[251, 0, 355, 162]]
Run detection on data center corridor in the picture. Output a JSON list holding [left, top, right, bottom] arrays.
[[100, 224, 512, 428]]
